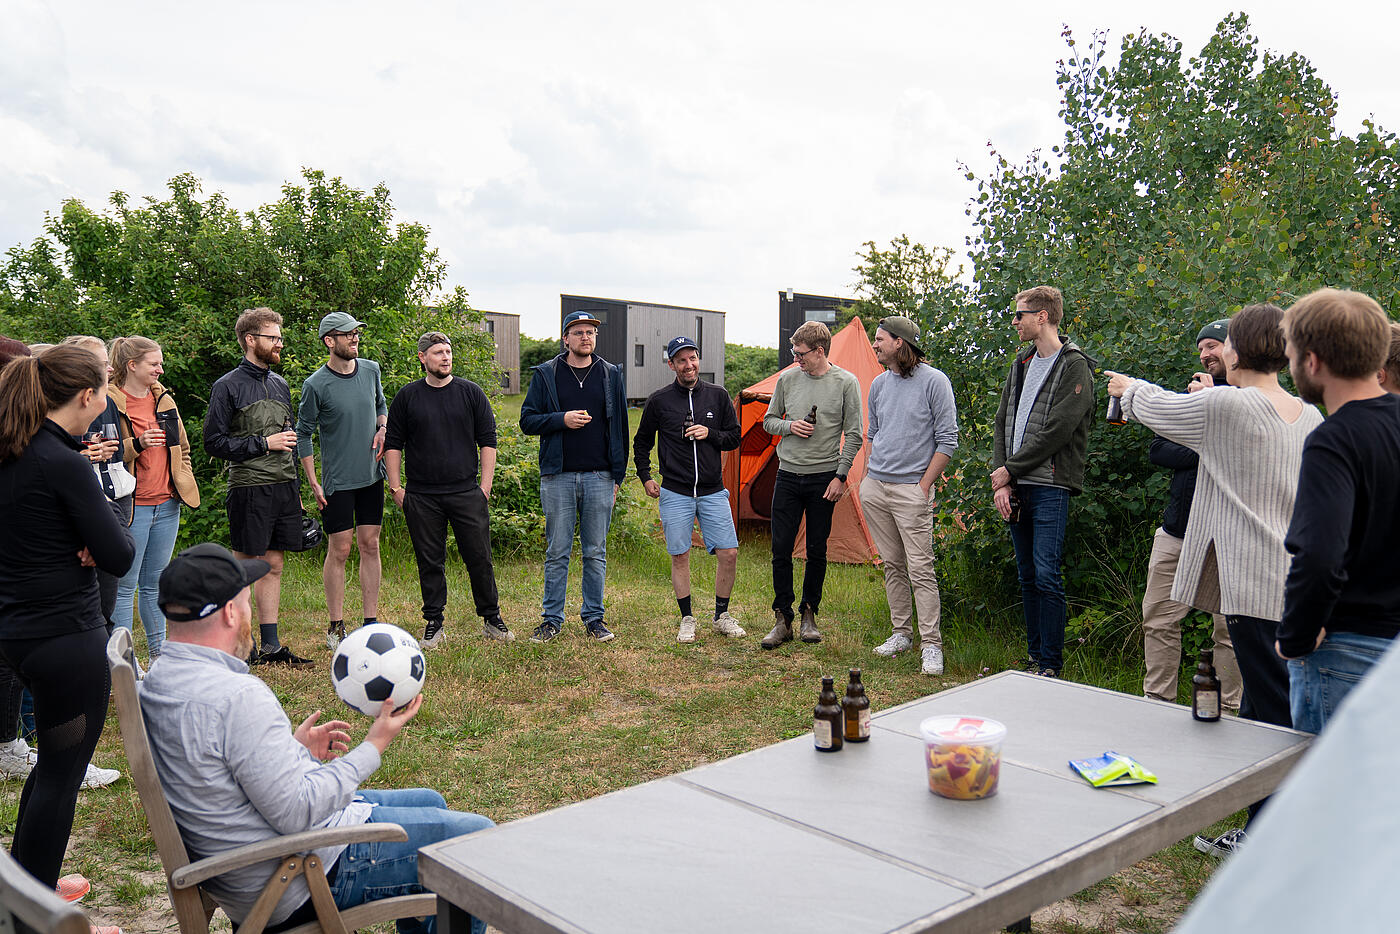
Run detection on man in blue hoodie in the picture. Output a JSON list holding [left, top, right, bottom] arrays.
[[520, 311, 628, 644]]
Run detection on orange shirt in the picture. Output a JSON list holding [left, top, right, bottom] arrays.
[[124, 389, 172, 506]]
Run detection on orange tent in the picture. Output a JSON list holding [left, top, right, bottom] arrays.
[[722, 318, 883, 564]]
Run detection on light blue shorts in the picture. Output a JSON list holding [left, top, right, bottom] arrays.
[[658, 487, 739, 556]]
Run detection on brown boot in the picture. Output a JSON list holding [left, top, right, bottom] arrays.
[[761, 611, 793, 650], [798, 606, 822, 643]]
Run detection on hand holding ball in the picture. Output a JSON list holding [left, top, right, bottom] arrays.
[[331, 623, 426, 716]]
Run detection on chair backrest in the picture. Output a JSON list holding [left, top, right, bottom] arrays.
[[0, 849, 90, 934], [105, 628, 211, 934]]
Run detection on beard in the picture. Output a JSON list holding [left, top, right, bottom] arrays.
[[252, 343, 281, 367], [331, 343, 358, 362], [426, 361, 452, 380], [1292, 363, 1324, 405], [234, 615, 255, 660]]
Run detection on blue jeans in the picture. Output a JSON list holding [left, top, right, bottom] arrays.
[[113, 497, 181, 656], [330, 788, 494, 934], [1288, 632, 1392, 734], [1008, 485, 1070, 672], [540, 471, 615, 627]]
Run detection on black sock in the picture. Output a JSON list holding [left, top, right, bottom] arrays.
[[715, 596, 730, 620], [677, 595, 692, 618], [328, 619, 343, 631], [362, 617, 377, 627], [259, 624, 279, 651]]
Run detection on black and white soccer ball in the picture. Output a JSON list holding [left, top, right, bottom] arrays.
[[330, 623, 426, 716]]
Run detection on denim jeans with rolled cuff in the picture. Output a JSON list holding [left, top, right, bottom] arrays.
[[1008, 484, 1069, 672]]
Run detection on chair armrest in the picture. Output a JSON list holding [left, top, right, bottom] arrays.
[[172, 823, 409, 887]]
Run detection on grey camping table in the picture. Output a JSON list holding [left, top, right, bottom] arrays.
[[419, 671, 1310, 933]]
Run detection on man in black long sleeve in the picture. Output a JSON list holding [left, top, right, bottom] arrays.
[[383, 332, 510, 647], [1276, 289, 1400, 733], [633, 337, 746, 644], [1140, 320, 1241, 709]]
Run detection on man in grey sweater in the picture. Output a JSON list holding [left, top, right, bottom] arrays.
[[761, 321, 864, 648], [863, 317, 958, 675]]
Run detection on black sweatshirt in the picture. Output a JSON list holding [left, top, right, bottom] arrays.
[[1276, 394, 1400, 657], [383, 377, 498, 494], [633, 380, 741, 497], [0, 421, 135, 639]]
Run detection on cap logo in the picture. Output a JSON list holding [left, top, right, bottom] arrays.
[[200, 603, 217, 618]]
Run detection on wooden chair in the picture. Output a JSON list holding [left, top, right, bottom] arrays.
[[0, 849, 90, 934], [105, 629, 438, 934]]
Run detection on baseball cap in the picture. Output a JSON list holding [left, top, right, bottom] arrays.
[[1197, 318, 1231, 344], [417, 331, 451, 353], [665, 336, 699, 360], [877, 315, 924, 355], [159, 543, 271, 622], [319, 312, 366, 339], [563, 310, 603, 333]]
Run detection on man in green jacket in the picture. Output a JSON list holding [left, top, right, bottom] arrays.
[[990, 286, 1095, 679]]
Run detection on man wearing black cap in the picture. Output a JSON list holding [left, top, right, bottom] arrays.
[[143, 543, 494, 933], [634, 336, 747, 644], [296, 312, 389, 650], [520, 310, 628, 644], [384, 332, 512, 647], [864, 317, 959, 675], [1140, 318, 1242, 710]]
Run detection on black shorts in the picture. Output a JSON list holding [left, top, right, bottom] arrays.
[[227, 480, 303, 556], [321, 479, 385, 534]]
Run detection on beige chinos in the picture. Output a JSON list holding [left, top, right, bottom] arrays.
[[860, 476, 941, 647]]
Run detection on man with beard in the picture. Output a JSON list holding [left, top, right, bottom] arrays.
[[1276, 289, 1400, 733], [1380, 322, 1400, 394], [296, 313, 389, 650], [633, 336, 746, 644], [864, 316, 958, 675], [1140, 318, 1243, 710], [384, 332, 512, 647], [204, 307, 312, 667], [142, 542, 494, 933]]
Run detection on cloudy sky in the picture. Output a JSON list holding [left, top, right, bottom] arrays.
[[2, 1, 1394, 346]]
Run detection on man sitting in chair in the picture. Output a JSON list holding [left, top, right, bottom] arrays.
[[141, 543, 492, 933]]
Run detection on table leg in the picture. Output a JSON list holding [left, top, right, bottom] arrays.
[[436, 895, 473, 934], [1005, 917, 1033, 933]]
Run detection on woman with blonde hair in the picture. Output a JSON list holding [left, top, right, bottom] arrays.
[[108, 336, 200, 660]]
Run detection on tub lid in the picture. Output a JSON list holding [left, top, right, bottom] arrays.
[[919, 715, 1007, 744]]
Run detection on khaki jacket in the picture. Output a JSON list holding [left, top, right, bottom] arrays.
[[108, 381, 201, 510]]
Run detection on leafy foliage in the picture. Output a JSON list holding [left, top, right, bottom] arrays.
[[518, 334, 561, 391], [0, 169, 498, 546], [722, 343, 779, 397]]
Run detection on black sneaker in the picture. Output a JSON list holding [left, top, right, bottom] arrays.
[[1017, 657, 1039, 672], [255, 646, 315, 669], [326, 621, 347, 650], [482, 616, 515, 642], [585, 620, 615, 642], [247, 642, 260, 666], [1038, 668, 1059, 679], [530, 621, 561, 644], [423, 619, 445, 648], [1194, 827, 1246, 858]]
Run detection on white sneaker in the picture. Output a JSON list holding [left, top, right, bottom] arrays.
[[0, 739, 34, 780], [81, 762, 121, 789], [921, 643, 945, 676], [677, 616, 697, 644], [874, 633, 913, 657], [712, 611, 746, 637]]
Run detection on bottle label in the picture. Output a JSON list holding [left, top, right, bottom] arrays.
[[857, 709, 871, 738], [814, 719, 833, 748], [1195, 691, 1220, 719]]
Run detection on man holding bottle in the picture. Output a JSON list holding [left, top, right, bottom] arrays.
[[633, 336, 747, 644]]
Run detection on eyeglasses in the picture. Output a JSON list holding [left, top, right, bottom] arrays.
[[327, 330, 362, 339], [567, 328, 597, 338], [249, 333, 285, 344], [791, 347, 817, 361]]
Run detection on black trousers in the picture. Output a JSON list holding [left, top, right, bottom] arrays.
[[770, 469, 837, 619], [402, 488, 500, 622], [0, 626, 109, 887], [1226, 613, 1291, 824]]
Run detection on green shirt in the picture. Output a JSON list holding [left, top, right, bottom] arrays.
[[295, 360, 388, 495], [763, 364, 864, 476]]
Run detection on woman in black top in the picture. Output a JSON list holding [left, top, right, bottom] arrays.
[[0, 345, 134, 888]]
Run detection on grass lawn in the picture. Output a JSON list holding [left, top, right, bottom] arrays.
[[13, 394, 1240, 933]]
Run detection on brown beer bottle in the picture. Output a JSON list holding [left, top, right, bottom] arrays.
[[841, 668, 871, 742], [1106, 396, 1127, 425], [813, 676, 844, 752], [803, 404, 818, 424], [681, 411, 695, 439], [1192, 649, 1222, 722]]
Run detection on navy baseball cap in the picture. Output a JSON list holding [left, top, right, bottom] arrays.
[[563, 310, 603, 333], [665, 336, 699, 360]]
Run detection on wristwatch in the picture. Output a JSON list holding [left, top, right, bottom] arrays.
[[835, 474, 848, 484]]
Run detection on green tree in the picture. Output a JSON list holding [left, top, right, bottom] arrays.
[[0, 169, 497, 545], [842, 235, 967, 340], [518, 333, 561, 390], [723, 343, 779, 398]]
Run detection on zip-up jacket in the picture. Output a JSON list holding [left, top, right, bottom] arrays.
[[204, 358, 298, 488], [520, 353, 628, 484], [109, 380, 201, 509], [992, 338, 1096, 493], [633, 379, 740, 497]]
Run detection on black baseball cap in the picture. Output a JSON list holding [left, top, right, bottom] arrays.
[[1197, 318, 1231, 344], [665, 336, 699, 360], [159, 543, 271, 622]]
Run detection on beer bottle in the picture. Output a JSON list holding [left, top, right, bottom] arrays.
[[1005, 488, 1021, 524], [813, 676, 844, 752], [1106, 396, 1127, 425], [1191, 649, 1222, 722], [681, 411, 695, 439], [803, 405, 818, 424], [841, 668, 871, 742]]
